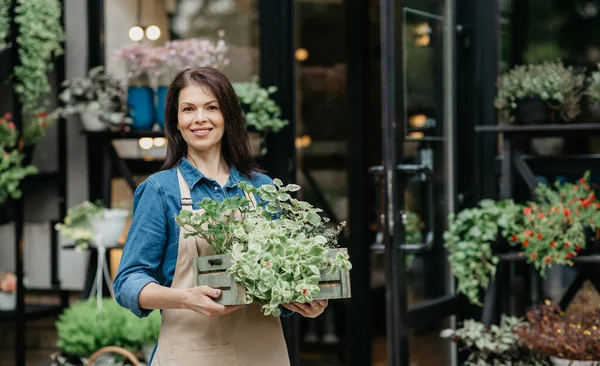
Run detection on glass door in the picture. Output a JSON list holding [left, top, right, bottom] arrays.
[[374, 0, 458, 364]]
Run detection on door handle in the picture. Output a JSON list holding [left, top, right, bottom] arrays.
[[369, 163, 435, 254]]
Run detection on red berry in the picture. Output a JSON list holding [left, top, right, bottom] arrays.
[[564, 242, 570, 248], [576, 245, 582, 251], [523, 239, 529, 247], [537, 233, 543, 240], [550, 241, 557, 248], [523, 207, 532, 215], [580, 177, 586, 185], [538, 213, 545, 219], [302, 289, 307, 295], [511, 235, 518, 242], [544, 256, 552, 263], [530, 252, 538, 260]]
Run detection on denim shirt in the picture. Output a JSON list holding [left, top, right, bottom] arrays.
[[114, 157, 293, 318]]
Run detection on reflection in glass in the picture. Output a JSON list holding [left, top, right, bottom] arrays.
[[402, 8, 444, 141]]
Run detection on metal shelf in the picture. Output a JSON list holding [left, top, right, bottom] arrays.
[[0, 303, 63, 322], [475, 123, 600, 137]]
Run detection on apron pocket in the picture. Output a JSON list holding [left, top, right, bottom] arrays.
[[167, 344, 238, 366]]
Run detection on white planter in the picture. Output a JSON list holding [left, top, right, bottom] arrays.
[[79, 108, 107, 131], [0, 291, 16, 311], [91, 208, 129, 247], [551, 356, 600, 366]]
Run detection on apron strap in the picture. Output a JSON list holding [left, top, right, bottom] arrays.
[[177, 168, 193, 211]]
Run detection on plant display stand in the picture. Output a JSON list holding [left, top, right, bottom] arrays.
[[195, 248, 352, 306], [475, 123, 600, 325]]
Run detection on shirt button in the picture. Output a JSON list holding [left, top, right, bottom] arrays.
[[213, 186, 218, 192]]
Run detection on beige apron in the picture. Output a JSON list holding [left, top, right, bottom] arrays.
[[150, 169, 290, 366]]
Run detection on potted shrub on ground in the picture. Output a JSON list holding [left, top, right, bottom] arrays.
[[52, 66, 131, 131], [175, 179, 352, 316], [52, 298, 160, 365], [516, 304, 600, 365], [441, 315, 550, 365], [495, 60, 584, 124]]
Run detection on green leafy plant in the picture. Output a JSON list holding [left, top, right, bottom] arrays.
[[232, 77, 289, 155], [441, 315, 550, 366], [586, 64, 600, 106], [0, 0, 10, 52], [55, 298, 161, 360], [513, 172, 600, 272], [13, 0, 64, 144], [0, 112, 38, 204], [494, 60, 585, 123], [175, 179, 351, 316], [443, 199, 523, 305], [54, 200, 105, 250], [51, 66, 131, 127]]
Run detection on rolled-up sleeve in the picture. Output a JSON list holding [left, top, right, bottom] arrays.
[[114, 179, 167, 318]]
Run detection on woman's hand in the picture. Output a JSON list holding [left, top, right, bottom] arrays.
[[282, 300, 328, 318], [183, 286, 244, 317]]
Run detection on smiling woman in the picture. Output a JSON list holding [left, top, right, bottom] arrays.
[[161, 67, 261, 178]]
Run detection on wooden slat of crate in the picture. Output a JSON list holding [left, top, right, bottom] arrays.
[[195, 254, 247, 306]]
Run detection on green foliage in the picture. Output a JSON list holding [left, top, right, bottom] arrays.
[[441, 315, 550, 366], [174, 179, 351, 316], [52, 66, 132, 126], [494, 60, 584, 123], [587, 64, 600, 106], [443, 199, 523, 305], [55, 298, 161, 359], [14, 0, 64, 144], [54, 200, 105, 250], [0, 0, 10, 52], [0, 113, 38, 204], [232, 77, 289, 155], [513, 172, 600, 272]]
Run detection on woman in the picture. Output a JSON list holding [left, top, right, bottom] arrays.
[[114, 67, 328, 365]]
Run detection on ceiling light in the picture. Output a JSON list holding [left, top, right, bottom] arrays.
[[146, 25, 161, 41], [129, 26, 144, 42]]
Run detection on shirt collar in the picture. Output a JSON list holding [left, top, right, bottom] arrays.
[[177, 157, 242, 189]]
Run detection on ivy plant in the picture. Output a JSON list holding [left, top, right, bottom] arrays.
[[232, 77, 289, 155], [14, 0, 64, 145], [0, 0, 10, 52], [441, 315, 549, 366], [175, 179, 351, 316], [443, 199, 523, 305]]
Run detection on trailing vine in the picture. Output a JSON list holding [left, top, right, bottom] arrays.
[[13, 0, 64, 144], [0, 0, 10, 52]]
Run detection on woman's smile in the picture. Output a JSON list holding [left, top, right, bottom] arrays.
[[190, 126, 214, 137]]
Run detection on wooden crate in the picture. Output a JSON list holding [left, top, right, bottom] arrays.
[[194, 248, 352, 306]]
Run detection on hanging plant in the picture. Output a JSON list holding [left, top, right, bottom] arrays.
[[0, 113, 38, 205], [13, 0, 64, 145], [232, 76, 289, 155], [0, 0, 10, 52]]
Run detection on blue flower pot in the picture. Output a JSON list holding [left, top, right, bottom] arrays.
[[127, 86, 155, 130], [156, 86, 168, 129]]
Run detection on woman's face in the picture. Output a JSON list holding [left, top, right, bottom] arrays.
[[177, 85, 225, 155]]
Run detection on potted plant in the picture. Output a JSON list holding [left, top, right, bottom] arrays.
[[13, 0, 64, 144], [495, 60, 584, 124], [150, 33, 229, 129], [516, 304, 600, 365], [441, 315, 550, 365], [113, 44, 155, 130], [0, 272, 17, 311], [175, 179, 352, 316], [53, 298, 160, 365], [443, 198, 523, 305], [585, 64, 600, 119], [52, 66, 132, 131], [55, 200, 129, 250], [232, 76, 289, 155]]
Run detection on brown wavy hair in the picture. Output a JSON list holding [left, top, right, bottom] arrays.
[[161, 67, 261, 177]]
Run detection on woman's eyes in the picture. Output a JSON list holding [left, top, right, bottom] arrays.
[[182, 107, 193, 112], [207, 105, 218, 111], [181, 106, 218, 112]]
